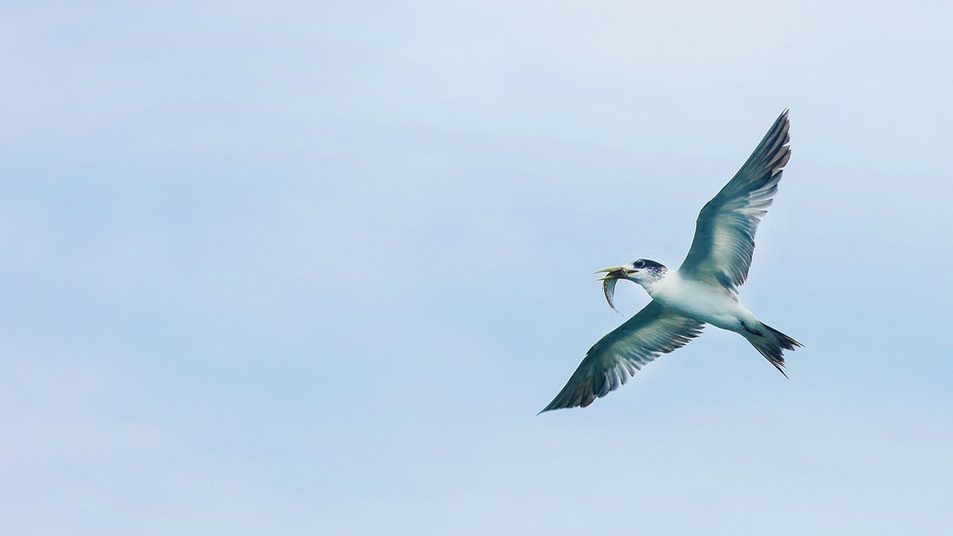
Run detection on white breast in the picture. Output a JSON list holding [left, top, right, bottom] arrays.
[[645, 270, 750, 331]]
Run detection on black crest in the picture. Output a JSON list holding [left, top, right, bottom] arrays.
[[634, 259, 666, 271]]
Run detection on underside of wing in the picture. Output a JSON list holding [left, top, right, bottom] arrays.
[[679, 110, 792, 291], [540, 301, 704, 412]]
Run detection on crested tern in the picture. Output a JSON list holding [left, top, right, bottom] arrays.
[[541, 110, 802, 412]]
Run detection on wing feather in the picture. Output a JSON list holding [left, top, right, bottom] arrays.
[[679, 110, 792, 291], [540, 301, 704, 412]]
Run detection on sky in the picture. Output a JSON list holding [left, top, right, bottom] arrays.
[[2, 1, 952, 534]]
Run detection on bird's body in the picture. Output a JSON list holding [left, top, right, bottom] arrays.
[[646, 269, 751, 333], [541, 110, 802, 413]]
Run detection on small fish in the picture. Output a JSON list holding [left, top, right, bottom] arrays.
[[602, 277, 621, 313], [597, 267, 628, 314]]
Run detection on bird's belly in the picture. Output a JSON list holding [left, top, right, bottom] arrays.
[[650, 278, 745, 331]]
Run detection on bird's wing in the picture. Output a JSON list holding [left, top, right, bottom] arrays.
[[678, 110, 792, 292], [540, 301, 704, 412]]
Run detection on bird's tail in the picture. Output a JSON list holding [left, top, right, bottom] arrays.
[[744, 323, 803, 378]]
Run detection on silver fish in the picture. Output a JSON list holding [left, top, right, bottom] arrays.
[[602, 277, 621, 313], [596, 267, 628, 314]]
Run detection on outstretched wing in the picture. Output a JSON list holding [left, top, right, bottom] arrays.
[[679, 110, 792, 292], [540, 301, 704, 412]]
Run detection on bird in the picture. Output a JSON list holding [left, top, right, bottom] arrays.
[[540, 110, 802, 413]]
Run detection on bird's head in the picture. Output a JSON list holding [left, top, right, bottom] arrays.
[[595, 259, 668, 312], [596, 259, 667, 286]]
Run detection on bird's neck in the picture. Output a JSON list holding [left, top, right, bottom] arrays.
[[638, 267, 670, 297]]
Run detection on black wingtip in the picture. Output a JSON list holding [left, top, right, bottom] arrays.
[[774, 362, 789, 379], [538, 397, 563, 415]]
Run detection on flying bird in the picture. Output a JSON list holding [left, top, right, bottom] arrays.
[[541, 110, 802, 413]]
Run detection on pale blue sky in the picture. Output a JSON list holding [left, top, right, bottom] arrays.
[[2, 1, 952, 534]]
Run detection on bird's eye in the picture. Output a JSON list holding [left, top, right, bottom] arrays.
[[633, 260, 645, 269]]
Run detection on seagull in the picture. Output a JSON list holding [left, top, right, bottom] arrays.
[[541, 110, 802, 412]]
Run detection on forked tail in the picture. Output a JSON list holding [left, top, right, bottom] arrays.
[[744, 323, 803, 377]]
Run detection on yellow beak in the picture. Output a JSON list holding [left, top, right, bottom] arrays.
[[594, 266, 628, 281]]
